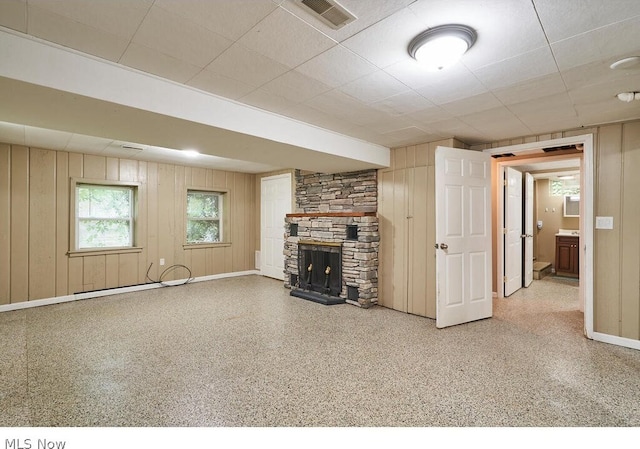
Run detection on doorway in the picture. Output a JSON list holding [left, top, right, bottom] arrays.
[[260, 173, 292, 280], [484, 134, 593, 339]]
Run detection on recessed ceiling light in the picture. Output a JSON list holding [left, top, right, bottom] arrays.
[[183, 149, 199, 158], [408, 24, 477, 71], [610, 56, 640, 70]]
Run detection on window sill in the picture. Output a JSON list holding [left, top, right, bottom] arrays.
[[183, 242, 231, 250], [67, 247, 144, 258]]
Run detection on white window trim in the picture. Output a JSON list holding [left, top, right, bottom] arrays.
[[69, 177, 141, 256], [184, 187, 230, 247]]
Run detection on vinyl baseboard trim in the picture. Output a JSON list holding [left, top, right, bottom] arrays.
[[592, 332, 640, 351], [0, 270, 261, 313]]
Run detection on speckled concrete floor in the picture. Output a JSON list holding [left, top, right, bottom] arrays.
[[1, 275, 639, 427]]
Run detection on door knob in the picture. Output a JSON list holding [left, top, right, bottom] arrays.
[[440, 243, 448, 250]]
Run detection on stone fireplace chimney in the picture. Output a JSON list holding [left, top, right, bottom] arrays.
[[284, 170, 379, 308]]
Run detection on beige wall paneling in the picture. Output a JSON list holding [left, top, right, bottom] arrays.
[[29, 148, 57, 300], [594, 124, 623, 335], [157, 163, 175, 276], [136, 161, 149, 285], [105, 254, 119, 289], [620, 122, 640, 339], [0, 144, 10, 304], [232, 174, 246, 272], [10, 145, 29, 303], [224, 173, 234, 274], [146, 162, 159, 282], [106, 157, 119, 181], [119, 159, 137, 182], [407, 166, 427, 317], [67, 152, 84, 295], [392, 168, 408, 312], [83, 154, 106, 179], [83, 255, 105, 292], [191, 248, 206, 278], [118, 253, 139, 287], [172, 165, 186, 281], [55, 151, 69, 297], [378, 169, 395, 309]]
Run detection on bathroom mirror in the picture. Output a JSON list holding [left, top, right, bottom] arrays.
[[564, 194, 580, 217]]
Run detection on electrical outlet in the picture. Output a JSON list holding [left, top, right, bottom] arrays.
[[160, 258, 165, 266]]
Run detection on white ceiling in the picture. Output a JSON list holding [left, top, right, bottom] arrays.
[[1, 0, 640, 173]]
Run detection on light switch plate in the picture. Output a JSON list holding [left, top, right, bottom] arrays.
[[595, 216, 614, 229]]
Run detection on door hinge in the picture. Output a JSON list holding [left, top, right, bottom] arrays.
[[503, 276, 507, 282], [503, 179, 507, 186], [503, 228, 508, 234]]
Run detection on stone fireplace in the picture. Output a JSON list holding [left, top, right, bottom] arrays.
[[284, 170, 379, 308]]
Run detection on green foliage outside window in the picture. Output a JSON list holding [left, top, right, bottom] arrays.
[[187, 191, 221, 243], [550, 179, 580, 197], [77, 184, 133, 248]]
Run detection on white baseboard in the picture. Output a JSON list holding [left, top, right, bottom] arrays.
[[592, 332, 640, 351], [0, 270, 260, 313]]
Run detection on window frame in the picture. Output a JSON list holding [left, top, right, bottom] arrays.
[[184, 187, 230, 248], [69, 178, 142, 257]]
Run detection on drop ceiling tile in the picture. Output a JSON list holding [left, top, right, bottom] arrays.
[[383, 59, 445, 90], [25, 125, 72, 151], [508, 93, 577, 118], [409, 0, 548, 70], [426, 118, 489, 144], [561, 59, 640, 90], [415, 65, 488, 104], [295, 45, 378, 88], [203, 44, 291, 88], [407, 105, 454, 124], [439, 92, 503, 117], [0, 0, 27, 32], [380, 126, 436, 147], [568, 74, 640, 105], [239, 89, 300, 116], [186, 70, 256, 101], [492, 73, 567, 106], [237, 7, 336, 68], [283, 103, 354, 131], [153, 0, 278, 40], [338, 70, 410, 104], [472, 46, 558, 90], [0, 121, 26, 145], [459, 106, 531, 140], [372, 91, 437, 115], [552, 16, 640, 71], [360, 115, 417, 134], [65, 133, 112, 153], [341, 7, 426, 68], [533, 0, 640, 43], [119, 43, 202, 84], [281, 0, 415, 42], [576, 101, 640, 126], [260, 71, 332, 104], [27, 5, 130, 61], [304, 90, 387, 126], [132, 6, 234, 68], [29, 0, 153, 39]]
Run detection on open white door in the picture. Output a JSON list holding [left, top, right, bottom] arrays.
[[504, 167, 523, 296], [260, 174, 291, 280], [523, 172, 534, 287], [435, 147, 492, 328]]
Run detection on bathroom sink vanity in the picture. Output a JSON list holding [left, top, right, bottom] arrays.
[[555, 230, 579, 278]]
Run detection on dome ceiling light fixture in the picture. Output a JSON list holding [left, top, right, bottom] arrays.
[[616, 92, 640, 102], [408, 24, 477, 71]]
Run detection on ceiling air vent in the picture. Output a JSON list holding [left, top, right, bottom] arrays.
[[297, 0, 356, 30]]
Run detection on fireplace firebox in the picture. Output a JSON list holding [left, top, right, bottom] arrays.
[[290, 241, 344, 305]]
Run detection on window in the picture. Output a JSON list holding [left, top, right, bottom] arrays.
[[550, 178, 580, 196], [186, 190, 223, 244], [75, 183, 136, 249]]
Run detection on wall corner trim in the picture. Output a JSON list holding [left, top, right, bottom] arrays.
[[592, 332, 640, 351]]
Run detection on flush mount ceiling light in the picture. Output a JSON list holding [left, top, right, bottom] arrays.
[[616, 92, 640, 102], [610, 56, 640, 70], [408, 24, 477, 71]]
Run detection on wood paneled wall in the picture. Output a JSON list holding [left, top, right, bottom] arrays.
[[378, 138, 464, 319], [471, 121, 640, 340], [0, 143, 257, 305]]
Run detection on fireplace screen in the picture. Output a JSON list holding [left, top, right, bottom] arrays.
[[297, 242, 342, 298]]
